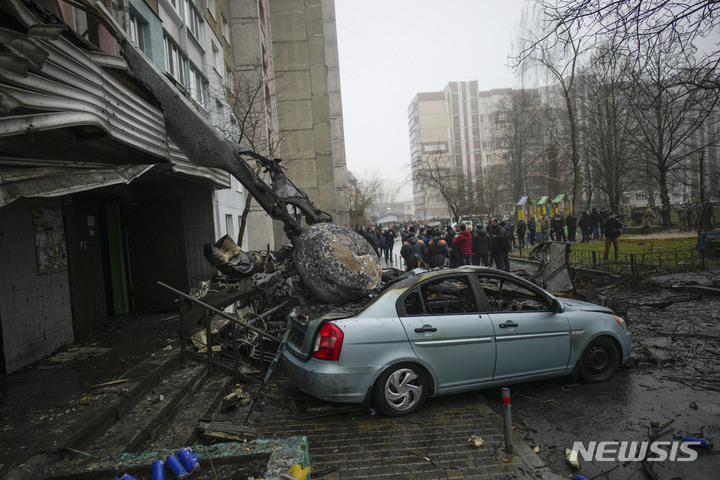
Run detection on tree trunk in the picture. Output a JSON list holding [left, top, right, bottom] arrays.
[[565, 90, 580, 216], [658, 168, 672, 229]]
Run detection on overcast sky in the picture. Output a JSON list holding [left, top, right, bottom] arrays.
[[334, 0, 528, 201]]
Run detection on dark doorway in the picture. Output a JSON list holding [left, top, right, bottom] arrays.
[[124, 200, 188, 313], [64, 196, 109, 339]]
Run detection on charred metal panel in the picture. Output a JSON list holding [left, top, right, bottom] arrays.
[[295, 223, 382, 304], [527, 242, 575, 294]]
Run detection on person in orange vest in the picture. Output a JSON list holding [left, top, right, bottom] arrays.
[[400, 226, 428, 271], [427, 230, 450, 268]]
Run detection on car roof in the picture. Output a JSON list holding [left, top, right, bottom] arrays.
[[393, 266, 518, 287], [390, 266, 556, 298]]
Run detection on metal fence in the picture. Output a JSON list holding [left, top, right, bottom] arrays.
[[511, 247, 720, 275]]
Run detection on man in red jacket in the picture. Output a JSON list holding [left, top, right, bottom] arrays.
[[452, 224, 473, 265]]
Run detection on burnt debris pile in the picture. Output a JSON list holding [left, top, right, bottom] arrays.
[[160, 224, 404, 385]]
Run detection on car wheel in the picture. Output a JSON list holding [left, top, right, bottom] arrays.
[[579, 337, 619, 382], [373, 363, 428, 416]]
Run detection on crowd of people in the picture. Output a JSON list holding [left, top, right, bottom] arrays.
[[355, 219, 516, 272], [354, 200, 717, 272], [353, 205, 631, 271], [397, 220, 518, 272]]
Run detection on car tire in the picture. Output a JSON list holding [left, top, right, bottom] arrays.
[[373, 363, 428, 416], [578, 337, 619, 382]]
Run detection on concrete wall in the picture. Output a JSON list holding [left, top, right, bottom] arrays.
[[322, 0, 349, 227], [270, 0, 349, 227], [0, 198, 73, 374]]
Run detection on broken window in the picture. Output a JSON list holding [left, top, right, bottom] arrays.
[[401, 275, 477, 316], [476, 276, 549, 313]]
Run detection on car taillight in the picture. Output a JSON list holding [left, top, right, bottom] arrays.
[[313, 322, 344, 361]]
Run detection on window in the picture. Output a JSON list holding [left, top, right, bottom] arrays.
[[476, 276, 549, 312], [206, 0, 216, 19], [211, 42, 220, 72], [215, 99, 224, 123], [221, 15, 230, 43], [486, 154, 492, 163], [186, 1, 204, 42], [483, 141, 493, 149], [482, 114, 490, 122], [225, 214, 233, 238], [188, 63, 208, 107], [500, 138, 509, 147], [164, 35, 188, 85], [128, 13, 145, 51], [401, 276, 477, 316], [484, 128, 490, 135]]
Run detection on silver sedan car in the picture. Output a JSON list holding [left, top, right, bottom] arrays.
[[282, 266, 631, 416]]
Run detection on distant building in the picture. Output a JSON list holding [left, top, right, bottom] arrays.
[[408, 91, 453, 220]]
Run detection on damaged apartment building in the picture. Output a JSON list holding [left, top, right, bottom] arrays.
[[0, 0, 350, 374]]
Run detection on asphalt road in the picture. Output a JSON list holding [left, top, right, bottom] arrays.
[[481, 269, 720, 480]]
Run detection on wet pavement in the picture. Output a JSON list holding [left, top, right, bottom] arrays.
[[493, 268, 720, 480], [216, 376, 558, 479], [0, 313, 557, 480], [2, 260, 718, 480]]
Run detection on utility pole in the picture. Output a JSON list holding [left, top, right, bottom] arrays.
[[699, 150, 705, 204]]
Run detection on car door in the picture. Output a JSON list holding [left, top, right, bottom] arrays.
[[474, 274, 571, 381], [397, 273, 496, 393]]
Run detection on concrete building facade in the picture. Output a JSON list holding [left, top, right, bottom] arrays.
[[408, 91, 453, 220], [0, 0, 350, 373], [268, 0, 349, 245]]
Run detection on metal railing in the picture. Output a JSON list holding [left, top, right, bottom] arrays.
[[510, 246, 720, 275], [568, 248, 717, 275]]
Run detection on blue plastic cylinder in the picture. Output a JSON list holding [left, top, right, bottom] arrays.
[[115, 473, 139, 480], [681, 436, 712, 449], [153, 459, 166, 480], [177, 447, 200, 472], [575, 475, 590, 480], [166, 454, 189, 479]]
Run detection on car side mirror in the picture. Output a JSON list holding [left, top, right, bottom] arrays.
[[552, 298, 564, 313]]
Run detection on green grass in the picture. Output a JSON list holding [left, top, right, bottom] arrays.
[[569, 236, 697, 254]]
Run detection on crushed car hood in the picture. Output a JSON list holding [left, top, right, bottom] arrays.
[[560, 298, 614, 314]]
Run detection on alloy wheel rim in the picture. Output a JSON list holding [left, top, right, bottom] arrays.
[[385, 368, 422, 412]]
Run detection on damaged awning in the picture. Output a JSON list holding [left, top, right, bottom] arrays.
[[0, 0, 231, 203], [0, 163, 154, 207]]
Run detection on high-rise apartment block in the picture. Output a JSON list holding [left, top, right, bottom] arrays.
[[410, 83, 516, 220]]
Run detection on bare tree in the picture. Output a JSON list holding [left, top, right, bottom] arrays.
[[213, 61, 280, 244], [497, 89, 546, 211], [347, 170, 382, 226], [528, 0, 720, 92], [513, 11, 588, 214], [578, 44, 641, 212], [628, 34, 719, 227], [413, 151, 481, 222]]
